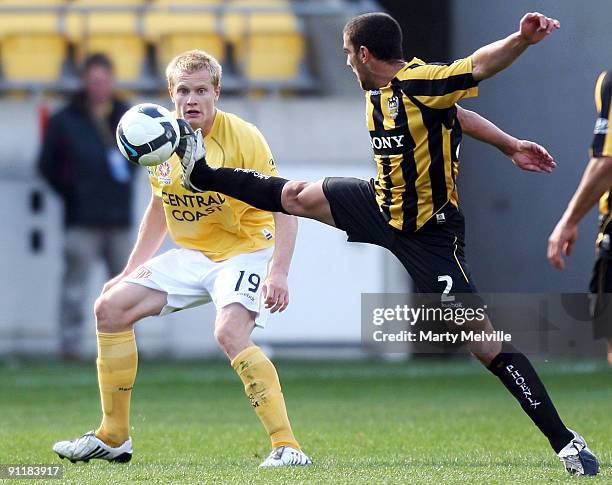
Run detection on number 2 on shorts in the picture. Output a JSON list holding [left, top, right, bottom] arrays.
[[438, 275, 455, 302]]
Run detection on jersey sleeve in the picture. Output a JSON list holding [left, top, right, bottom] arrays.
[[592, 70, 612, 157], [241, 124, 280, 176], [398, 57, 479, 109]]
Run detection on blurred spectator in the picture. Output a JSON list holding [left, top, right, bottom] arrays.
[[38, 53, 134, 360]]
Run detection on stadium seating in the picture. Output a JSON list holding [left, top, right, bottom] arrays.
[[0, 0, 67, 81], [144, 0, 225, 77], [0, 0, 315, 91], [224, 0, 305, 81], [66, 0, 146, 82]]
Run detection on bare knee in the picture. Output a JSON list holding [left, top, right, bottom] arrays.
[[214, 305, 254, 359], [281, 180, 312, 215], [214, 321, 253, 360], [94, 294, 133, 333], [214, 322, 241, 355]]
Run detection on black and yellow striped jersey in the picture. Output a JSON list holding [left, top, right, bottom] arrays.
[[592, 70, 612, 216], [365, 56, 479, 232]]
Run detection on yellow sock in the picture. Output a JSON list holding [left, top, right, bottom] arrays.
[[231, 346, 300, 449], [94, 330, 138, 448]]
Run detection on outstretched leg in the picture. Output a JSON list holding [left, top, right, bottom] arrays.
[[185, 157, 335, 225]]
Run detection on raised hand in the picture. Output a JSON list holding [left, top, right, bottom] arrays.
[[519, 12, 560, 45]]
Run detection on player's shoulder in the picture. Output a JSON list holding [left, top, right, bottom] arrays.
[[598, 70, 612, 89], [395, 57, 469, 81], [220, 110, 264, 137], [595, 70, 612, 105], [394, 57, 426, 80]]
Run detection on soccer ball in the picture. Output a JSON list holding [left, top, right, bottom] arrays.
[[116, 103, 180, 166]]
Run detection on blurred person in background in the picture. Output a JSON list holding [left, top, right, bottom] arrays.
[[38, 53, 133, 360], [548, 69, 612, 365]]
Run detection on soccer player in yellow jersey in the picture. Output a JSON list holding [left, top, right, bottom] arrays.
[[52, 50, 312, 467], [179, 12, 599, 476], [548, 70, 612, 365]]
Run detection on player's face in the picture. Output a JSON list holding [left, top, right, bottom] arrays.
[[83, 65, 113, 105], [169, 69, 220, 132], [343, 32, 372, 91]]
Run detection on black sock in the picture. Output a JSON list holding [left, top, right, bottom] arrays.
[[190, 160, 289, 213], [487, 344, 573, 453]]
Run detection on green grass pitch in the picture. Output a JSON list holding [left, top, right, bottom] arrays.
[[1, 358, 610, 484]]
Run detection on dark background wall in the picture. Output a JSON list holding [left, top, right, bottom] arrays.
[[378, 0, 451, 62]]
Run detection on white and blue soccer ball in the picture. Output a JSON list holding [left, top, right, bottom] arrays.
[[116, 103, 180, 166]]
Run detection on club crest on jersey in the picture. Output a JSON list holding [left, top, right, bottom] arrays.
[[388, 95, 400, 119], [157, 161, 172, 185]]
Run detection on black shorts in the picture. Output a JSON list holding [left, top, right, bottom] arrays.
[[322, 177, 477, 294], [589, 256, 612, 339]]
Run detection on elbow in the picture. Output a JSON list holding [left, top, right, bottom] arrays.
[[470, 64, 487, 82], [456, 108, 474, 135], [594, 156, 612, 174]]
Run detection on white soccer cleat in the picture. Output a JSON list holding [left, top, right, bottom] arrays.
[[53, 430, 132, 463], [259, 446, 312, 467], [557, 429, 599, 476]]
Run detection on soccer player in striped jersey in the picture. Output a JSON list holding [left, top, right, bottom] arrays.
[[548, 69, 612, 365], [179, 12, 598, 476]]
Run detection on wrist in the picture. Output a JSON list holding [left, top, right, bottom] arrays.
[[268, 268, 289, 278], [514, 30, 532, 47], [121, 265, 137, 277], [502, 136, 520, 157], [560, 211, 580, 227]]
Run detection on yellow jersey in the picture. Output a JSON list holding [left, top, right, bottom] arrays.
[[148, 109, 277, 261], [365, 56, 479, 232], [592, 70, 612, 215]]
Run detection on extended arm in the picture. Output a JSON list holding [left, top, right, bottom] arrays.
[[457, 106, 555, 173], [547, 156, 612, 270], [471, 12, 560, 81], [263, 213, 298, 313], [102, 193, 168, 293]]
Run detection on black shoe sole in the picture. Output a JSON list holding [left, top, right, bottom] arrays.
[[56, 452, 132, 464]]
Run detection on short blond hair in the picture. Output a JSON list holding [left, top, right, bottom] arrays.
[[166, 49, 222, 89]]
